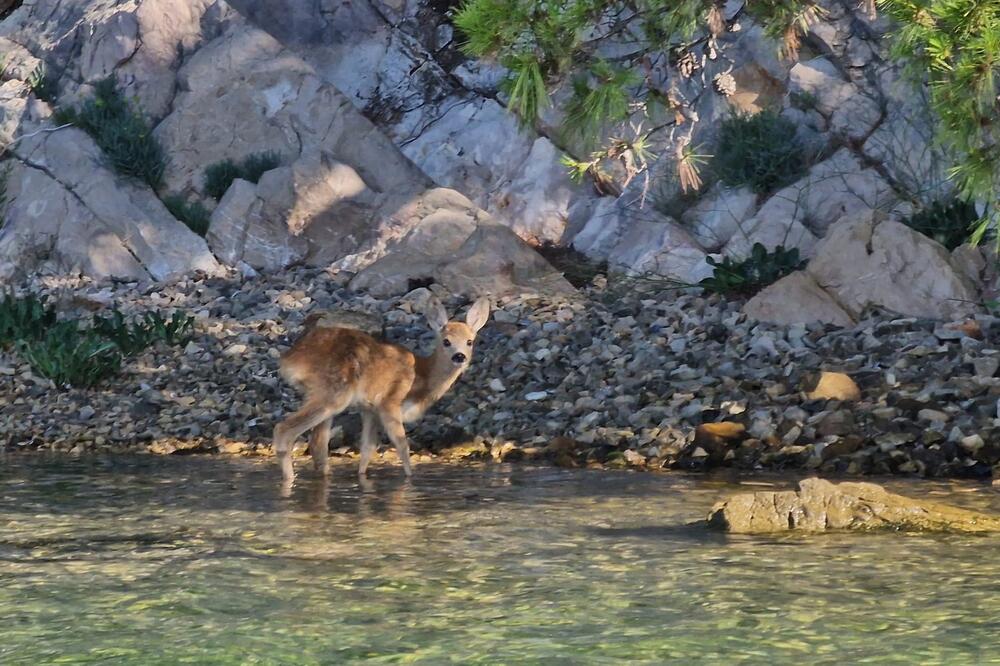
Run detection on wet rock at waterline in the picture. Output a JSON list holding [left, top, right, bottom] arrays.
[[707, 478, 1000, 534]]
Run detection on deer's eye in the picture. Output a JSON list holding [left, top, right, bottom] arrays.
[[443, 339, 452, 347], [466, 340, 473, 346]]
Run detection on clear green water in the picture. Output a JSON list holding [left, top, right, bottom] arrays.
[[3, 455, 1000, 664]]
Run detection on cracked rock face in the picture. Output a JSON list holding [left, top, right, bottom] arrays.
[[0, 0, 991, 317], [0, 1, 569, 295], [223, 0, 593, 245]]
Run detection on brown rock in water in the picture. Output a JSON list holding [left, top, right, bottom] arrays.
[[805, 371, 861, 401], [707, 478, 1000, 534]]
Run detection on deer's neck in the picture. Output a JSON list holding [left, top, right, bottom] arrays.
[[403, 349, 465, 422]]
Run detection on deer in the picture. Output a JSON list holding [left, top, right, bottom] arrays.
[[273, 297, 491, 482]]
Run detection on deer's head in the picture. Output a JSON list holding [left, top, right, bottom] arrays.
[[426, 297, 491, 370]]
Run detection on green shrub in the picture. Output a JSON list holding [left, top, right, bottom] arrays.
[[710, 111, 805, 195], [240, 151, 282, 183], [699, 243, 805, 296], [0, 292, 195, 388], [203, 151, 282, 200], [903, 198, 979, 251], [91, 308, 196, 355], [788, 90, 818, 111], [0, 293, 57, 347], [203, 160, 241, 200], [55, 76, 166, 190], [27, 63, 58, 103], [91, 309, 155, 356], [162, 194, 211, 236], [139, 310, 196, 347], [17, 322, 122, 388]]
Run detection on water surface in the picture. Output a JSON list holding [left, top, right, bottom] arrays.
[[2, 455, 1000, 664]]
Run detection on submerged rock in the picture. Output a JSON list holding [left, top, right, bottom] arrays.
[[707, 478, 1000, 534]]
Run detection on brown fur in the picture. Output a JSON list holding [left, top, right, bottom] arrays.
[[273, 298, 490, 482]]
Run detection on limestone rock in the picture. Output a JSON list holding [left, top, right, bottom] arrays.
[[570, 197, 627, 259], [225, 0, 596, 244], [707, 478, 1000, 533], [749, 149, 896, 239], [348, 190, 574, 298], [607, 217, 708, 281], [0, 162, 147, 282], [79, 12, 141, 83], [788, 57, 855, 116], [808, 212, 978, 321], [4, 128, 221, 282], [722, 216, 818, 260], [206, 150, 385, 271], [155, 24, 426, 200], [680, 186, 758, 252], [862, 68, 954, 203], [829, 92, 882, 143], [744, 272, 855, 327]]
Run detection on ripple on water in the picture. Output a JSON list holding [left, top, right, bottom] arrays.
[[2, 454, 1000, 664]]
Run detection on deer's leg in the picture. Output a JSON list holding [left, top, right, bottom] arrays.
[[357, 410, 379, 478], [377, 406, 413, 477], [273, 399, 345, 482], [309, 417, 333, 476]]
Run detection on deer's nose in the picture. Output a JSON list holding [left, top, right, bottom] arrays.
[[452, 352, 467, 364]]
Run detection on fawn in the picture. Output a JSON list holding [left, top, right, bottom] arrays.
[[273, 297, 491, 481]]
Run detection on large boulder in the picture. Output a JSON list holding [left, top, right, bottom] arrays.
[[746, 149, 896, 240], [571, 194, 708, 282], [206, 150, 385, 271], [3, 127, 222, 282], [154, 23, 427, 200], [1, 0, 232, 120], [707, 478, 1000, 534], [722, 215, 819, 260], [680, 185, 757, 252], [347, 190, 574, 298], [807, 213, 977, 321], [606, 218, 708, 282], [744, 271, 855, 328], [744, 212, 979, 325]]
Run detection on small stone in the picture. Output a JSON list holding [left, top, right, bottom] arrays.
[[623, 449, 646, 466], [960, 434, 985, 453], [525, 391, 548, 401], [488, 378, 506, 392], [917, 408, 950, 423], [78, 406, 96, 420], [974, 357, 1000, 378], [805, 372, 861, 401]]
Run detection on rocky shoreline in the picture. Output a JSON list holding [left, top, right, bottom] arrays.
[[2, 266, 999, 481]]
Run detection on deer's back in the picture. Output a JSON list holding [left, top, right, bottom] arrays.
[[280, 327, 416, 404]]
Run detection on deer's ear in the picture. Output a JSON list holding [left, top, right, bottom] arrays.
[[465, 297, 490, 333], [426, 298, 449, 332]]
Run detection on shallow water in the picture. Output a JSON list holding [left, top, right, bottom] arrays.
[[2, 455, 1000, 664]]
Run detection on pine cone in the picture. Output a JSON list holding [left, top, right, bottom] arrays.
[[677, 52, 698, 79], [713, 72, 736, 97]]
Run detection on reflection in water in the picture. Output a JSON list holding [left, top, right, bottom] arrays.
[[2, 454, 1000, 664]]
